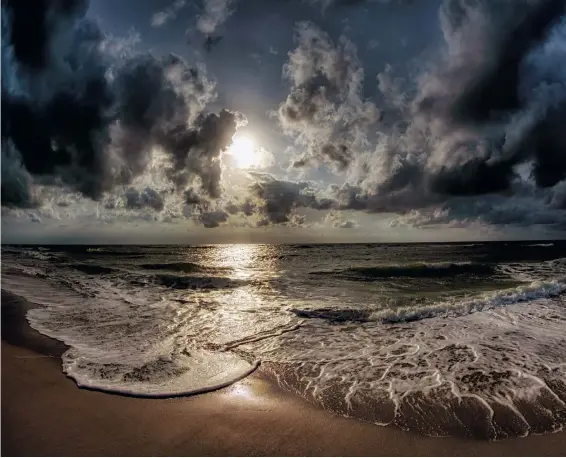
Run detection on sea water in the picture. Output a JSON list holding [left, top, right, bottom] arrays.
[[2, 242, 566, 438]]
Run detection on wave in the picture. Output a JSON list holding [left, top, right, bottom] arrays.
[[1, 265, 47, 278], [154, 274, 246, 290], [313, 262, 496, 280], [69, 264, 117, 275], [524, 243, 554, 247], [430, 243, 482, 247], [3, 249, 55, 261], [140, 262, 228, 273], [82, 250, 146, 258], [370, 280, 566, 324], [6, 270, 259, 398], [291, 280, 566, 325], [256, 291, 566, 440]]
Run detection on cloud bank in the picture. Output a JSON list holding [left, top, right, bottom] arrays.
[[2, 0, 566, 234], [1, 0, 242, 221], [273, 0, 566, 230]]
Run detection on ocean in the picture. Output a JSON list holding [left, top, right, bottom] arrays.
[[2, 241, 566, 439]]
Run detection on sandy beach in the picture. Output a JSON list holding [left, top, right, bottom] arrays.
[[2, 290, 566, 456]]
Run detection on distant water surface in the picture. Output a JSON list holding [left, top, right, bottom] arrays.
[[2, 241, 566, 439]]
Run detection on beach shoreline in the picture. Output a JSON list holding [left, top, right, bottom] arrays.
[[2, 289, 566, 456]]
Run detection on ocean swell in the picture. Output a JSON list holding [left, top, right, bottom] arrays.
[[154, 274, 247, 290], [370, 280, 566, 323], [140, 262, 229, 273], [3, 244, 566, 440], [312, 262, 496, 280], [69, 264, 118, 275], [291, 280, 566, 325]]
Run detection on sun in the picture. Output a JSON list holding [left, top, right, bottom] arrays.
[[228, 135, 260, 168]]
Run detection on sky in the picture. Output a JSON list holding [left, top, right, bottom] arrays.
[[2, 0, 566, 243]]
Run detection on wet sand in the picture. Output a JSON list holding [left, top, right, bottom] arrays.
[[2, 290, 566, 456]]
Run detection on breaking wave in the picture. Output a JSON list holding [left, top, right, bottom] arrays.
[[312, 262, 496, 280], [3, 243, 566, 439], [370, 280, 566, 323], [292, 280, 566, 325]]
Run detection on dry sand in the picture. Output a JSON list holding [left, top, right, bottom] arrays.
[[2, 290, 566, 456]]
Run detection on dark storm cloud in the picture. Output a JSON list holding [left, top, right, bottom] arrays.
[[112, 53, 239, 198], [390, 191, 566, 231], [0, 142, 36, 208], [4, 0, 566, 234], [124, 187, 165, 212], [412, 0, 566, 193], [198, 209, 229, 228], [1, 0, 242, 216], [3, 0, 89, 69], [318, 0, 566, 229], [246, 175, 335, 225], [2, 0, 115, 202], [240, 0, 565, 231], [183, 187, 203, 205], [328, 174, 566, 232], [441, 0, 565, 126], [163, 109, 239, 198], [277, 21, 378, 171], [223, 197, 256, 217]]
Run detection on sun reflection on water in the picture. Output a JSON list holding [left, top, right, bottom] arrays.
[[200, 244, 282, 281], [179, 244, 293, 347], [213, 244, 259, 279]]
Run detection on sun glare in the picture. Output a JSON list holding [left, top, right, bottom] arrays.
[[229, 135, 260, 168]]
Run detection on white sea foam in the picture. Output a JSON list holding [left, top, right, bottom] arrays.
[[62, 348, 258, 397], [2, 270, 259, 397], [3, 245, 566, 438], [243, 296, 566, 438], [369, 280, 566, 323]]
